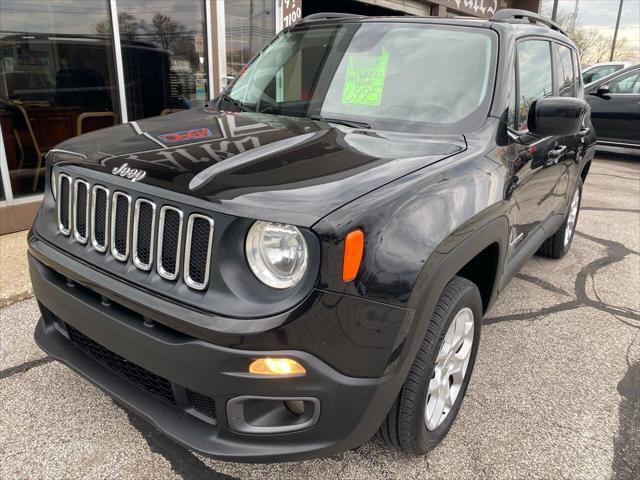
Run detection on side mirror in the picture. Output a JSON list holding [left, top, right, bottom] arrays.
[[594, 84, 611, 96], [527, 97, 587, 137]]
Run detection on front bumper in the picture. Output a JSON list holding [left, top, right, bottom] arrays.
[[29, 237, 413, 462]]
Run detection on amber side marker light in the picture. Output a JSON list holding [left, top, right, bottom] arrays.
[[342, 229, 364, 282], [249, 358, 306, 376]]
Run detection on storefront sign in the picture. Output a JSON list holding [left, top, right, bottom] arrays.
[[445, 0, 510, 17], [282, 0, 302, 29]]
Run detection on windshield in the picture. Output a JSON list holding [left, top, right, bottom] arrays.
[[222, 22, 497, 133]]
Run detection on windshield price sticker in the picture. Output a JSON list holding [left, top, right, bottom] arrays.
[[341, 49, 389, 107]]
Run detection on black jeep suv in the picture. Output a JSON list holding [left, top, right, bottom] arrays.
[[29, 10, 596, 462]]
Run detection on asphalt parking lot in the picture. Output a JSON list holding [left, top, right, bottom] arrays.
[[1, 153, 638, 480]]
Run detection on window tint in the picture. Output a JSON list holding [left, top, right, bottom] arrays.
[[608, 70, 640, 94], [517, 40, 552, 130], [555, 44, 575, 97]]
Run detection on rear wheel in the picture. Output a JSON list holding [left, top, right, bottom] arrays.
[[378, 276, 482, 454], [538, 178, 582, 259]]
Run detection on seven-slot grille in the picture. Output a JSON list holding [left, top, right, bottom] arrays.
[[55, 173, 214, 291]]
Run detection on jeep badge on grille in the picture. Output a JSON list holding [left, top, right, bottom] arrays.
[[112, 163, 147, 183]]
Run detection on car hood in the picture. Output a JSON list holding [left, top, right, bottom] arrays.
[[51, 108, 466, 227]]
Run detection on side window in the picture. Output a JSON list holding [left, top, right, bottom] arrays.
[[608, 70, 640, 94], [583, 65, 617, 84], [572, 51, 582, 94], [517, 40, 553, 130], [555, 44, 575, 97]]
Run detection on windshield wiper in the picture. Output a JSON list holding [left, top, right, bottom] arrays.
[[309, 114, 370, 129], [217, 93, 251, 112]]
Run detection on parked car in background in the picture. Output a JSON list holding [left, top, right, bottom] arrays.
[[582, 61, 633, 87], [585, 64, 640, 148]]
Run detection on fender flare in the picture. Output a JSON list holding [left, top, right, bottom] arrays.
[[390, 214, 509, 379]]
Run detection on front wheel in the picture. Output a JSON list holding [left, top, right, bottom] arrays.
[[378, 276, 482, 454], [538, 178, 583, 259]]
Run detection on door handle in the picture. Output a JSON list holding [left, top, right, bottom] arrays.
[[577, 127, 591, 138], [545, 145, 567, 166]]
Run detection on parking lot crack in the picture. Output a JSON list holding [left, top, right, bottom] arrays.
[[119, 403, 241, 480], [0, 356, 53, 380], [486, 230, 639, 326]]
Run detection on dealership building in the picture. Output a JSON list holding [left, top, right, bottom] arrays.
[[0, 0, 543, 232]]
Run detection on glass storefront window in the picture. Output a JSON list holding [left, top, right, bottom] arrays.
[[0, 0, 120, 198], [117, 0, 209, 120], [224, 0, 275, 85]]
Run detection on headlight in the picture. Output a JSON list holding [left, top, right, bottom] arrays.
[[245, 221, 308, 289]]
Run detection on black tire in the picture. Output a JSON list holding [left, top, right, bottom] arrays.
[[538, 178, 583, 259], [378, 276, 482, 454]]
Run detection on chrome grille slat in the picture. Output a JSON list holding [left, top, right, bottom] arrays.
[[56, 171, 214, 291], [110, 192, 132, 261], [184, 214, 214, 290], [73, 179, 90, 243], [91, 185, 110, 252], [157, 206, 183, 281], [57, 174, 72, 235], [133, 199, 156, 271]]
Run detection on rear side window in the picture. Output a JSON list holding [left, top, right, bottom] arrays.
[[555, 44, 575, 97], [517, 40, 553, 130]]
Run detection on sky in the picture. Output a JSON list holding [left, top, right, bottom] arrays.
[[540, 0, 640, 46]]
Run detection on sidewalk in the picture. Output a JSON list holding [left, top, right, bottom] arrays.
[[0, 230, 32, 308]]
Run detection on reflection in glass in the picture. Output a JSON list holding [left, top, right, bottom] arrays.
[[117, 0, 209, 120], [224, 0, 275, 84], [0, 0, 119, 198], [517, 41, 552, 130], [226, 24, 496, 133]]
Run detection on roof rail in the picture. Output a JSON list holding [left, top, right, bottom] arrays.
[[299, 12, 365, 24], [491, 9, 568, 37]]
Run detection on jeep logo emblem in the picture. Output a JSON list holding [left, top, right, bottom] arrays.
[[111, 163, 147, 183]]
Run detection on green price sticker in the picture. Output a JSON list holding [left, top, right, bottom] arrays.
[[341, 48, 389, 107]]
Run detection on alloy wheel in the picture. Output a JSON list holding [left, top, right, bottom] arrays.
[[564, 187, 580, 247], [425, 307, 475, 431]]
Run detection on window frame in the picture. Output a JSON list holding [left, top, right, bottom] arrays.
[[511, 36, 555, 134], [510, 36, 580, 135]]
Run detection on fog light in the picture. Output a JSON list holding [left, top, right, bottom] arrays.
[[249, 358, 306, 376], [284, 400, 305, 415]]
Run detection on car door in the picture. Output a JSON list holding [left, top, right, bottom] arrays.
[[587, 68, 640, 145], [506, 39, 567, 255], [553, 43, 583, 195]]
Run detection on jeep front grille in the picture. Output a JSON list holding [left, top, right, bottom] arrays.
[[158, 206, 183, 280], [56, 173, 214, 291]]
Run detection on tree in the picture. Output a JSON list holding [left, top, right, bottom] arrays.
[[95, 12, 143, 41], [148, 14, 185, 51], [551, 12, 639, 65]]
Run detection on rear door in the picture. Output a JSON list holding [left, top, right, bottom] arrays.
[[553, 42, 583, 194], [506, 39, 566, 251], [587, 68, 640, 145]]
